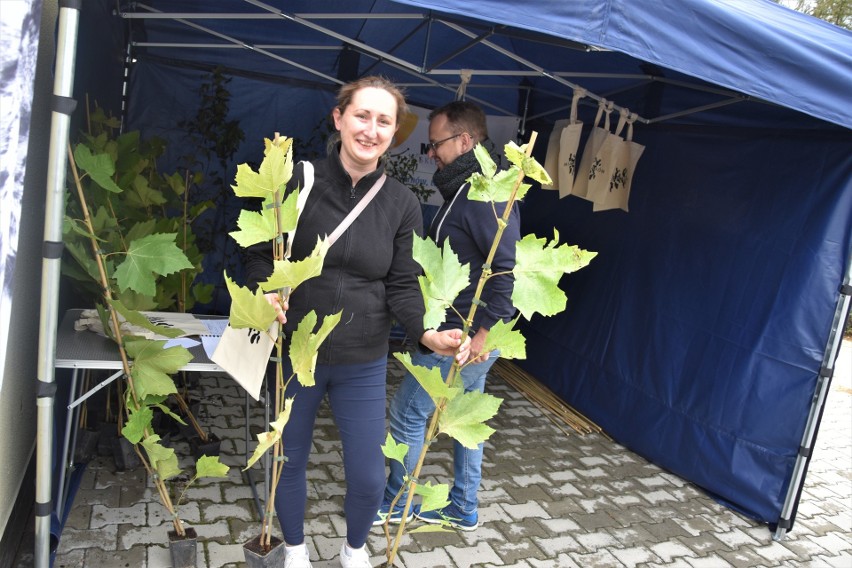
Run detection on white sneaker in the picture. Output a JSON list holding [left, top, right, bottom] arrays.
[[339, 542, 372, 568], [284, 542, 313, 568]]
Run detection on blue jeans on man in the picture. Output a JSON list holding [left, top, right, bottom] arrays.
[[383, 349, 500, 518]]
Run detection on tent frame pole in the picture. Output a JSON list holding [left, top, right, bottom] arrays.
[[774, 253, 852, 541], [35, 1, 80, 566]]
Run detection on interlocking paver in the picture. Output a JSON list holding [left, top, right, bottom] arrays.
[[42, 341, 851, 568]]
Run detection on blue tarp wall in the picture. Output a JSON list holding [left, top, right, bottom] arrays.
[[74, 0, 852, 528]]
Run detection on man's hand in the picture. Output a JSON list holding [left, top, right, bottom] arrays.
[[264, 292, 289, 324], [420, 329, 471, 364], [468, 327, 491, 364]]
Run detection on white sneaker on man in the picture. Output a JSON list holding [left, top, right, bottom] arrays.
[[339, 542, 372, 568], [284, 542, 312, 568]]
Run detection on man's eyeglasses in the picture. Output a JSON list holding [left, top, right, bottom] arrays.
[[426, 133, 462, 152]]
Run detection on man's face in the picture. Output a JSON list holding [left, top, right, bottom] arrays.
[[427, 113, 466, 170]]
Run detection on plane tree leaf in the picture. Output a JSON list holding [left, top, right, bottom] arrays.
[[224, 274, 277, 331], [262, 237, 329, 292], [512, 231, 597, 319], [231, 137, 293, 199], [504, 140, 552, 186], [124, 337, 192, 400], [481, 317, 526, 360], [244, 399, 294, 470], [439, 390, 502, 449], [393, 351, 461, 402], [141, 435, 181, 480], [73, 143, 123, 193], [413, 480, 450, 514], [230, 190, 299, 248], [289, 311, 342, 387], [113, 233, 194, 297], [381, 432, 409, 465], [121, 405, 153, 444], [412, 235, 469, 329], [195, 454, 229, 478]]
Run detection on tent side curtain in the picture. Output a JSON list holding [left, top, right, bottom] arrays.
[[516, 125, 852, 523]]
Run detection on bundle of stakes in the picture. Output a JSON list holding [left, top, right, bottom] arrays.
[[491, 359, 609, 439]]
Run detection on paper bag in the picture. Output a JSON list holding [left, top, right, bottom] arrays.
[[541, 119, 570, 190], [556, 121, 584, 198], [593, 115, 645, 212], [572, 101, 617, 200], [586, 110, 627, 206], [211, 320, 278, 400]]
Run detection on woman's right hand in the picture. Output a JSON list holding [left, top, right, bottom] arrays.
[[265, 292, 289, 324]]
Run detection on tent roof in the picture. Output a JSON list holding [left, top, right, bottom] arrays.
[[123, 0, 852, 129]]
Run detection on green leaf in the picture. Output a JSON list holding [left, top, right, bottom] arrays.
[[230, 190, 299, 249], [113, 233, 194, 297], [231, 138, 293, 198], [127, 175, 167, 208], [512, 231, 597, 319], [468, 167, 530, 203], [107, 298, 185, 338], [412, 235, 470, 329], [472, 143, 497, 179], [262, 237, 329, 292], [124, 337, 192, 400], [195, 455, 229, 478], [482, 317, 526, 360], [141, 435, 182, 480], [121, 405, 153, 444], [244, 399, 293, 470], [73, 143, 123, 193], [504, 140, 552, 186], [224, 274, 277, 331], [381, 432, 409, 465], [289, 311, 342, 387], [393, 351, 461, 402], [439, 390, 503, 449], [413, 480, 450, 514]]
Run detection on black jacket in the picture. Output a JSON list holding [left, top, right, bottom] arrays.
[[244, 150, 427, 365]]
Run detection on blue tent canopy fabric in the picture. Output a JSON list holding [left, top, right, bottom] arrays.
[[104, 0, 852, 530]]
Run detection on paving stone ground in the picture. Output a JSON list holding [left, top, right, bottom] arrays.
[[45, 340, 851, 568]]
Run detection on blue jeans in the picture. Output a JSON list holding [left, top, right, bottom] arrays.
[[274, 356, 387, 548], [384, 349, 499, 514]]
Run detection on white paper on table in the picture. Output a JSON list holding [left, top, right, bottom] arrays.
[[164, 337, 200, 350], [211, 321, 277, 400]]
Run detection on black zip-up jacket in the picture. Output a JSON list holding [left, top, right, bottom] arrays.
[[429, 183, 520, 333], [244, 150, 427, 365]]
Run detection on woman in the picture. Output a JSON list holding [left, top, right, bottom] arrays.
[[244, 76, 468, 568]]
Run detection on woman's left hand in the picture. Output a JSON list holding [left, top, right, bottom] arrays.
[[420, 329, 471, 364]]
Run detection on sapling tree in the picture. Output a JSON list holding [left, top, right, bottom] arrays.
[[223, 134, 340, 553], [378, 134, 598, 566], [65, 137, 229, 539]]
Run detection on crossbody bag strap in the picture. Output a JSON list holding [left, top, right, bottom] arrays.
[[328, 174, 386, 246]]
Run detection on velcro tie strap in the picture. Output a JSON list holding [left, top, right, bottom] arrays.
[[37, 382, 58, 399], [52, 94, 77, 115], [472, 298, 488, 308], [43, 240, 64, 259], [60, 0, 82, 9], [35, 500, 53, 517]]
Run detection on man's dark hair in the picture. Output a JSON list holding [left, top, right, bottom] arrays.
[[429, 101, 488, 143]]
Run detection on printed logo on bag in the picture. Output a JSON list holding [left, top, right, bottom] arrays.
[[610, 168, 628, 191], [563, 153, 576, 175], [589, 157, 604, 180]]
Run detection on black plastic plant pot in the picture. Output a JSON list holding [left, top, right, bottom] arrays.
[[112, 436, 141, 471], [243, 534, 286, 568], [73, 427, 100, 464], [189, 432, 221, 460], [168, 527, 198, 568]]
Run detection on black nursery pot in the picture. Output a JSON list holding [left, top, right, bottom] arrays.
[[112, 436, 141, 471], [189, 432, 221, 460], [168, 527, 198, 568], [243, 534, 286, 568], [73, 427, 100, 464]]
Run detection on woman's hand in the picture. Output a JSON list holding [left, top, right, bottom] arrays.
[[264, 292, 289, 324], [468, 327, 491, 364], [420, 329, 471, 364]]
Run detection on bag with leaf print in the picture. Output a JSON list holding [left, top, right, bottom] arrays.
[[592, 113, 645, 212], [572, 100, 618, 200]]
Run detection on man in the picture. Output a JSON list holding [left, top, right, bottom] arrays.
[[377, 101, 520, 530]]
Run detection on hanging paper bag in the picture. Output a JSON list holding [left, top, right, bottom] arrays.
[[587, 109, 627, 206], [540, 118, 570, 190], [593, 113, 645, 212], [572, 101, 616, 200], [557, 89, 585, 198]]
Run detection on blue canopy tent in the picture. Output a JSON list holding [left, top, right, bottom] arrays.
[[37, 0, 851, 562]]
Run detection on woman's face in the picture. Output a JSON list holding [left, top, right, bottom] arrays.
[[333, 87, 398, 171]]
